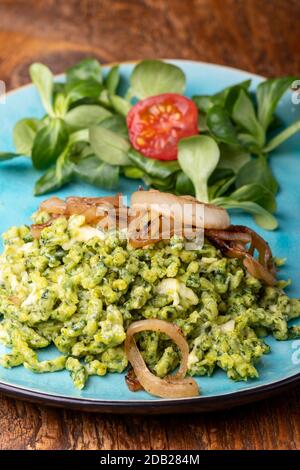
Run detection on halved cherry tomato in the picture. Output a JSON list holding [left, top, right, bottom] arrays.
[[126, 93, 199, 161]]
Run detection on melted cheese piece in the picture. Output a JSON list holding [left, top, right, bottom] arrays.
[[22, 287, 39, 307], [74, 226, 105, 242], [156, 278, 199, 307]]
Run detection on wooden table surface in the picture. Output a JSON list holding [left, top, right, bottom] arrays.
[[0, 0, 300, 451]]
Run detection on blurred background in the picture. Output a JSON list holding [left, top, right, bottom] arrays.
[[0, 0, 299, 90]]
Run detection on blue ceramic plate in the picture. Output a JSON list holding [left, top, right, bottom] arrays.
[[0, 61, 299, 414]]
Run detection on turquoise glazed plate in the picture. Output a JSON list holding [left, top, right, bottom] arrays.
[[0, 61, 299, 414]]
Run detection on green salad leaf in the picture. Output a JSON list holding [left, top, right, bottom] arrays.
[[64, 105, 111, 130], [53, 92, 69, 117], [76, 157, 119, 189], [178, 135, 220, 202], [34, 147, 73, 195], [143, 174, 176, 191], [256, 77, 297, 131], [214, 198, 278, 230], [29, 63, 54, 116], [193, 80, 251, 114], [105, 65, 120, 95], [213, 80, 252, 113], [89, 126, 131, 165], [66, 80, 102, 105], [99, 115, 128, 138], [229, 183, 276, 213], [264, 119, 300, 153], [235, 157, 278, 194], [207, 105, 240, 145], [123, 166, 145, 179], [128, 148, 180, 179], [32, 118, 69, 170], [13, 118, 42, 156], [109, 95, 131, 116], [72, 146, 119, 190], [192, 95, 213, 113], [69, 129, 90, 145], [218, 144, 251, 173], [129, 60, 186, 99], [66, 58, 102, 84], [2, 57, 300, 231], [208, 173, 236, 200], [175, 171, 195, 196], [232, 90, 265, 148]]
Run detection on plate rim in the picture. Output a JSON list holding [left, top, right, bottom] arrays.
[[1, 59, 299, 413], [0, 372, 299, 414]]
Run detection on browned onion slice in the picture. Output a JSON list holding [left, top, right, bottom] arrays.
[[8, 296, 21, 306], [37, 194, 126, 229], [243, 255, 276, 286], [128, 206, 203, 248], [66, 194, 122, 207], [124, 319, 199, 398], [66, 198, 99, 224], [205, 228, 252, 245], [31, 215, 61, 239], [131, 189, 230, 229], [40, 197, 67, 215], [128, 209, 162, 247], [35, 194, 276, 285], [37, 190, 230, 247], [125, 369, 144, 392], [205, 225, 276, 286]]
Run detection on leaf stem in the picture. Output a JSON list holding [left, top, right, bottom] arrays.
[[196, 186, 209, 203], [264, 119, 300, 152]]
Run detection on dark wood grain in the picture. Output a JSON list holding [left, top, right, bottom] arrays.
[[0, 389, 300, 450], [0, 0, 300, 451], [1, 0, 300, 90]]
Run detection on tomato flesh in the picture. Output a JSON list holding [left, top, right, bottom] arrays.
[[126, 93, 199, 160]]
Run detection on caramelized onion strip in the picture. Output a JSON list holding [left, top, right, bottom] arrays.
[[205, 225, 276, 285], [131, 189, 230, 229], [40, 197, 67, 215], [124, 319, 199, 398], [31, 215, 61, 239]]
